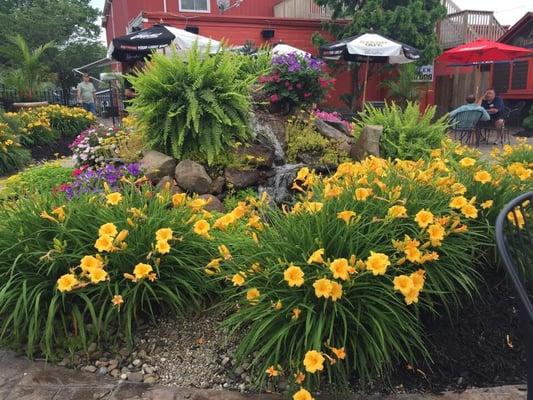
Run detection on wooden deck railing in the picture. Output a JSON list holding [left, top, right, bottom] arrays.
[[273, 0, 332, 19], [439, 0, 506, 49]]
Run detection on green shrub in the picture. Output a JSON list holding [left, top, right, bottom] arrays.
[[0, 116, 31, 175], [286, 113, 348, 166], [0, 146, 31, 176], [0, 160, 73, 199], [0, 186, 219, 358], [220, 157, 496, 390], [129, 45, 254, 165], [354, 102, 449, 160], [522, 106, 533, 132]]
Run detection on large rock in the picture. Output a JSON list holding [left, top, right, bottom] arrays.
[[249, 111, 287, 165], [235, 142, 275, 168], [350, 125, 383, 160], [210, 176, 226, 195], [140, 151, 177, 181], [175, 160, 213, 195], [225, 168, 261, 189], [314, 118, 353, 154], [326, 120, 352, 136], [200, 194, 224, 213]]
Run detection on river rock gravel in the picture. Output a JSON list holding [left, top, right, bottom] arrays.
[[134, 309, 249, 391]]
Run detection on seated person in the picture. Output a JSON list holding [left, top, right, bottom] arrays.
[[449, 94, 490, 128], [479, 88, 505, 130]]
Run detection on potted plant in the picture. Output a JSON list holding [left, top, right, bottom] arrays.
[[0, 35, 55, 109]]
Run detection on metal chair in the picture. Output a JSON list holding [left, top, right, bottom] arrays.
[[449, 109, 484, 146], [496, 192, 533, 400], [479, 108, 512, 147]]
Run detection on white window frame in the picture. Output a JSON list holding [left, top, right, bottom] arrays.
[[179, 0, 211, 13]]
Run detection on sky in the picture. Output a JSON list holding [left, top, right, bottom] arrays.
[[90, 0, 532, 43]]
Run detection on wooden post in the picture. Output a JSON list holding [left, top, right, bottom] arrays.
[[361, 57, 370, 110]]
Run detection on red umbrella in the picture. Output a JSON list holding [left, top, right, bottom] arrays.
[[437, 39, 532, 65]]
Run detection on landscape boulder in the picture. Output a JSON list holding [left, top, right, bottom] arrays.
[[350, 125, 383, 161], [210, 176, 226, 195], [234, 142, 275, 168], [225, 168, 261, 189], [175, 160, 213, 195], [140, 151, 178, 182], [314, 118, 353, 154], [199, 194, 224, 213]]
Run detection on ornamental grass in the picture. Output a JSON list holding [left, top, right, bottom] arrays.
[[0, 183, 220, 358]]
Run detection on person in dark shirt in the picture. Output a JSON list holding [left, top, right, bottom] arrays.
[[479, 88, 505, 130], [123, 60, 145, 107]]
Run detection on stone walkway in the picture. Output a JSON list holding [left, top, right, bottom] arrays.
[[0, 350, 526, 400]]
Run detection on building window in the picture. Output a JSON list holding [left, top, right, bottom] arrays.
[[492, 62, 510, 94], [179, 0, 210, 12]]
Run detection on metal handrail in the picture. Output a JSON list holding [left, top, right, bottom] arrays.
[[495, 191, 533, 323]]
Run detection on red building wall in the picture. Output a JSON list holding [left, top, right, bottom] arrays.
[[104, 1, 388, 110]]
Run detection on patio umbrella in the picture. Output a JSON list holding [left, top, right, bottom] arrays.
[[272, 44, 311, 58], [436, 39, 532, 96], [320, 33, 420, 106], [108, 24, 221, 62], [437, 39, 532, 65]]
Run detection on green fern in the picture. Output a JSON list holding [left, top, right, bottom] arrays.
[[355, 102, 449, 160], [129, 44, 254, 164]]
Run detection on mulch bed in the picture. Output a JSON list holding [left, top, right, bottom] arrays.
[[30, 136, 73, 162], [391, 267, 527, 394]]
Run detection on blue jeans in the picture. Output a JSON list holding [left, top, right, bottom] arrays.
[[82, 102, 96, 115]]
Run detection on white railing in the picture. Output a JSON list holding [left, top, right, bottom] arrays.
[[274, 0, 332, 19]]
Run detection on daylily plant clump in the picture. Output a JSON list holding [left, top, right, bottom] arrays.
[[218, 140, 532, 393], [0, 139, 530, 399]]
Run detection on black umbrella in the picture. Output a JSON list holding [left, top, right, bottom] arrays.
[[108, 25, 176, 62]]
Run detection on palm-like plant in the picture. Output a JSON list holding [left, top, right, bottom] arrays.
[[381, 64, 420, 108], [0, 35, 55, 101]]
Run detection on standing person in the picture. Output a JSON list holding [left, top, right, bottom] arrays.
[[76, 73, 97, 115], [479, 88, 505, 130]]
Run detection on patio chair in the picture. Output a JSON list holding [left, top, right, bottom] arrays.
[[496, 191, 533, 400], [507, 102, 526, 128], [449, 109, 484, 146], [479, 108, 512, 147]]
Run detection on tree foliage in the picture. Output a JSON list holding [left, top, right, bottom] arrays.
[[0, 0, 103, 90], [0, 35, 56, 100], [312, 0, 446, 108], [314, 0, 446, 64]]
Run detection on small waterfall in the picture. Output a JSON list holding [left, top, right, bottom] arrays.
[[249, 113, 285, 164], [259, 163, 304, 204]]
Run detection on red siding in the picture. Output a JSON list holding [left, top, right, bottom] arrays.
[[103, 1, 387, 110]]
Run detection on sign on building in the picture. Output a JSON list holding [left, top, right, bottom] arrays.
[[414, 65, 434, 82]]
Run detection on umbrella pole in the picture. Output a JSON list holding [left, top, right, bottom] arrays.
[[361, 57, 370, 110], [475, 64, 481, 98]]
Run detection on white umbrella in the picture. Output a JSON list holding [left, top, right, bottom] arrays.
[[272, 44, 311, 58], [320, 33, 420, 106]]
